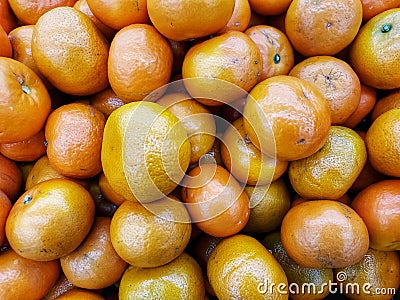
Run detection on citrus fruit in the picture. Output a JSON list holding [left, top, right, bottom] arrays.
[[217, 0, 251, 34], [243, 178, 291, 234], [207, 234, 289, 299], [248, 0, 292, 16], [89, 87, 125, 118], [32, 7, 109, 96], [98, 172, 126, 206], [0, 190, 11, 246], [25, 155, 88, 190], [220, 117, 288, 185], [60, 217, 128, 289], [334, 248, 400, 300], [243, 75, 331, 161], [55, 289, 105, 300], [119, 252, 205, 300], [45, 103, 105, 179], [42, 273, 76, 300], [349, 8, 400, 89], [6, 178, 95, 261], [86, 0, 149, 30], [263, 231, 333, 300], [0, 129, 46, 162], [351, 179, 400, 251], [147, 0, 235, 41], [285, 0, 362, 56], [182, 31, 262, 106], [8, 0, 76, 25], [0, 25, 12, 58], [101, 101, 191, 203], [361, 0, 400, 21], [108, 24, 173, 102], [157, 92, 216, 164], [0, 153, 22, 200], [289, 56, 361, 125], [365, 108, 400, 177], [281, 200, 370, 269], [110, 197, 191, 268], [288, 126, 367, 200], [73, 0, 117, 41], [0, 248, 60, 300], [371, 89, 400, 122], [342, 84, 377, 128], [0, 0, 18, 34], [181, 164, 250, 237], [0, 57, 51, 144], [245, 25, 294, 81]]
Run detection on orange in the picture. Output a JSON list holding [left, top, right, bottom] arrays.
[[181, 164, 250, 237], [217, 0, 251, 34], [0, 25, 12, 58], [182, 31, 262, 106], [243, 75, 331, 161], [25, 155, 88, 190], [349, 8, 400, 89], [86, 0, 149, 30], [54, 289, 105, 300], [245, 25, 294, 81], [42, 273, 76, 300], [351, 180, 400, 251], [248, 0, 292, 16], [334, 248, 400, 300], [0, 57, 51, 144], [243, 178, 291, 234], [8, 0, 77, 25], [288, 126, 367, 200], [108, 24, 173, 102], [220, 117, 288, 185], [157, 92, 216, 164], [263, 231, 333, 300], [342, 84, 377, 128], [147, 0, 235, 41], [98, 172, 126, 206], [7, 25, 52, 88], [281, 200, 369, 269], [0, 129, 46, 162], [365, 108, 400, 177], [110, 197, 191, 268], [73, 0, 117, 41], [61, 217, 128, 289], [285, 0, 363, 56], [119, 252, 205, 300], [32, 7, 109, 96], [0, 248, 60, 300], [0, 0, 18, 34], [0, 190, 11, 246], [361, 0, 400, 21], [101, 101, 191, 203], [89, 87, 125, 118], [289, 56, 361, 125], [0, 153, 22, 200], [207, 234, 288, 299], [371, 89, 400, 122], [45, 103, 105, 179], [6, 178, 95, 261]]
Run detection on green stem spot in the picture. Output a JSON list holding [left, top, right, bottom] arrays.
[[381, 24, 392, 33], [21, 84, 31, 95], [23, 195, 32, 205], [273, 53, 281, 64]]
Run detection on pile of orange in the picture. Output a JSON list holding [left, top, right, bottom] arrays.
[[1, 0, 400, 299]]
